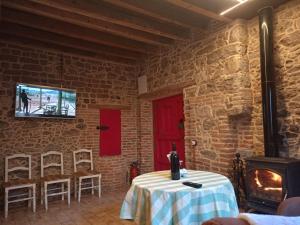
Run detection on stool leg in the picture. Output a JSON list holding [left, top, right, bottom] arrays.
[[67, 180, 71, 207], [61, 183, 64, 201], [44, 183, 48, 211], [98, 176, 101, 198], [41, 184, 44, 205], [32, 184, 36, 213], [28, 188, 32, 207], [74, 178, 77, 199], [5, 189, 8, 218], [91, 178, 94, 195], [78, 178, 82, 203]]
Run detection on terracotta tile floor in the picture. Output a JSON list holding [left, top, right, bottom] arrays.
[[0, 190, 136, 225]]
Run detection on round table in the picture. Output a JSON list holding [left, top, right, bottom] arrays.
[[120, 170, 239, 225]]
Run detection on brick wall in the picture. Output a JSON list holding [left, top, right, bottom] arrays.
[[137, 99, 154, 173], [1, 0, 300, 196], [138, 0, 300, 175], [0, 42, 139, 193]]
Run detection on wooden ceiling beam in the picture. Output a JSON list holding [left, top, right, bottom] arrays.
[[1, 8, 155, 54], [2, 0, 173, 47], [26, 0, 190, 40], [164, 0, 232, 22], [0, 33, 137, 65], [102, 0, 196, 29], [0, 22, 144, 60]]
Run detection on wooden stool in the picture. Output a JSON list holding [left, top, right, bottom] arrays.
[[40, 151, 71, 211], [73, 149, 101, 203], [4, 154, 36, 218]]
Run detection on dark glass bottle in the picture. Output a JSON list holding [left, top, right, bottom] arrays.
[[170, 143, 180, 180]]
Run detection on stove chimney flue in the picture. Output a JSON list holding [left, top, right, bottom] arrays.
[[258, 6, 279, 157]]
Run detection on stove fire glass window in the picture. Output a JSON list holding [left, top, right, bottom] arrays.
[[248, 169, 283, 202]]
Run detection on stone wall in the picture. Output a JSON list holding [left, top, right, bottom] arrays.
[[139, 0, 300, 175], [0, 41, 139, 193], [248, 0, 300, 158], [1, 0, 300, 197]]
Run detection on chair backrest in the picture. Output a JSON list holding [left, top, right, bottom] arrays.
[[41, 151, 64, 178], [73, 149, 93, 173], [5, 154, 31, 182], [277, 197, 300, 216]]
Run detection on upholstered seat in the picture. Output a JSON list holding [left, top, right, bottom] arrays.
[[202, 197, 300, 225], [277, 197, 300, 216], [203, 218, 249, 225]]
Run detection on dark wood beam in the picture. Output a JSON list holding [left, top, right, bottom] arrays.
[[27, 0, 190, 40], [102, 0, 196, 29], [0, 22, 144, 60], [0, 0, 2, 21], [0, 33, 137, 65], [2, 0, 173, 46], [164, 0, 232, 22], [2, 7, 155, 53]]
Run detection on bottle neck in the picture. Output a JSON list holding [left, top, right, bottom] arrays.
[[172, 143, 176, 152]]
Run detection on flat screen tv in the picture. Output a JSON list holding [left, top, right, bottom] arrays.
[[15, 83, 76, 119]]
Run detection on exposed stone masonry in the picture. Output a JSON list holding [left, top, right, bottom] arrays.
[[248, 0, 300, 158], [139, 19, 254, 174], [137, 100, 153, 174], [0, 0, 300, 200], [139, 0, 300, 175], [0, 43, 139, 194]]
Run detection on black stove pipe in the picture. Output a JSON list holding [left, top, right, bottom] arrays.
[[258, 7, 279, 157]]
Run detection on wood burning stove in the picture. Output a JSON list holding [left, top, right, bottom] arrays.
[[245, 157, 300, 213], [242, 6, 300, 214]]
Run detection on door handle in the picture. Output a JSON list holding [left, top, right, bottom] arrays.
[[99, 124, 109, 131], [178, 118, 184, 129]]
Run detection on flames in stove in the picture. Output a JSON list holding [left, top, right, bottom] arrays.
[[254, 170, 263, 187], [254, 170, 282, 192]]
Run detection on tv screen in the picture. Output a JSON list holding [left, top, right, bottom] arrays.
[[15, 83, 76, 119]]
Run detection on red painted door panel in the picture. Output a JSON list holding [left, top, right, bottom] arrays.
[[153, 95, 185, 171], [99, 109, 121, 156]]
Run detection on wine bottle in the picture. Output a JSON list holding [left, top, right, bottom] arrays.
[[170, 143, 180, 180]]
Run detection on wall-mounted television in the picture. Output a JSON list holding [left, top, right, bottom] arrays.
[[15, 83, 76, 119]]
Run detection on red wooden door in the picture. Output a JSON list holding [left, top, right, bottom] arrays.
[[153, 94, 185, 171], [99, 109, 121, 156]]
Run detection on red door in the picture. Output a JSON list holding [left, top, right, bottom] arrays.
[[99, 109, 121, 156], [153, 94, 185, 171]]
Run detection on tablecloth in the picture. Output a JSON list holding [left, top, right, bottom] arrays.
[[120, 170, 238, 225]]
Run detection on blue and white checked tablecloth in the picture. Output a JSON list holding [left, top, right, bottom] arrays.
[[120, 170, 238, 225]]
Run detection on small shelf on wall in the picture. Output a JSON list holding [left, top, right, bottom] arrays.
[[88, 104, 130, 110]]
